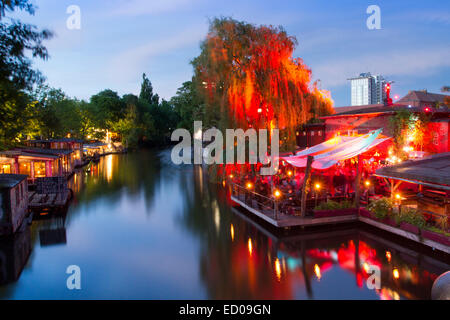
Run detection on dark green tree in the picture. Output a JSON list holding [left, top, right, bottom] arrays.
[[171, 80, 204, 132], [139, 73, 159, 106], [90, 89, 126, 129], [0, 0, 52, 148]]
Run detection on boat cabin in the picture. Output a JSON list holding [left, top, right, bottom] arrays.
[[0, 174, 28, 235]]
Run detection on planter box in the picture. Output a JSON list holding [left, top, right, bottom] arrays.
[[399, 222, 420, 235], [381, 217, 398, 227], [359, 209, 372, 218], [359, 210, 396, 226], [422, 229, 450, 246], [313, 208, 358, 218]]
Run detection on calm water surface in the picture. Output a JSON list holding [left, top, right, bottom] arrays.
[[0, 150, 448, 299]]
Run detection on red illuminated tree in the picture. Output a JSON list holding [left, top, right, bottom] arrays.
[[192, 18, 334, 149]]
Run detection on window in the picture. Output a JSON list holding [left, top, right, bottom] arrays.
[[318, 131, 322, 136], [34, 161, 46, 178], [311, 131, 315, 136], [1, 164, 11, 174]]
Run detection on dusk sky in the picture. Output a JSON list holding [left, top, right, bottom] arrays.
[[14, 0, 450, 107]]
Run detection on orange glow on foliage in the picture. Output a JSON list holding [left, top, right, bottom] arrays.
[[194, 18, 334, 138]]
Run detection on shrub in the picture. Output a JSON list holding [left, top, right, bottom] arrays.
[[315, 200, 354, 211], [398, 207, 426, 229], [424, 226, 450, 237], [368, 197, 393, 220]]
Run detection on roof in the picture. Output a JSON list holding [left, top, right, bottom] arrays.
[[0, 147, 72, 160], [375, 152, 450, 190], [321, 103, 450, 118], [84, 142, 107, 148], [17, 147, 73, 156], [0, 174, 27, 189], [397, 90, 448, 105], [333, 104, 384, 114], [27, 138, 84, 143]]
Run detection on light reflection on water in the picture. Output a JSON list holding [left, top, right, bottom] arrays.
[[0, 150, 448, 299]]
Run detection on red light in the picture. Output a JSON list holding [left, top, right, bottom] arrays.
[[425, 107, 431, 112]]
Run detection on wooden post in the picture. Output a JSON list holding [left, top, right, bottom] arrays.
[[354, 155, 362, 209], [300, 156, 313, 218]]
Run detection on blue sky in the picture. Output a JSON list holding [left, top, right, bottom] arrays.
[[14, 0, 450, 107]]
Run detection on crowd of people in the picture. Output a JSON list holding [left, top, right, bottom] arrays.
[[229, 157, 391, 215]]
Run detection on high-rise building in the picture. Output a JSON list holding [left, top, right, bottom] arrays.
[[348, 73, 387, 106]]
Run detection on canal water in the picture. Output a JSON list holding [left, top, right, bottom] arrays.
[[0, 150, 448, 299]]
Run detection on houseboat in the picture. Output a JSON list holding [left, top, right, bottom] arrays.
[[0, 148, 75, 185], [0, 174, 28, 236], [25, 138, 83, 167]]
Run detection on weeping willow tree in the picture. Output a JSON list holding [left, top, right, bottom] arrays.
[[192, 17, 334, 151]]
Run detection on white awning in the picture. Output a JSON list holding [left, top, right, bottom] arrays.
[[280, 129, 390, 170]]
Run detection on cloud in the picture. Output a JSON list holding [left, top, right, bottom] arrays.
[[107, 25, 207, 81], [401, 11, 450, 25], [107, 0, 199, 17], [311, 47, 450, 87]]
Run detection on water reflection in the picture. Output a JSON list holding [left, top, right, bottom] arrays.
[[0, 226, 31, 286], [0, 150, 447, 299], [178, 160, 449, 300]]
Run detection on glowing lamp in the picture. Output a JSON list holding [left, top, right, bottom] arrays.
[[257, 108, 262, 113], [393, 268, 400, 279], [229, 174, 234, 179], [395, 193, 401, 200], [274, 190, 281, 198], [287, 170, 293, 177], [365, 180, 370, 187], [424, 107, 431, 113], [386, 251, 392, 262], [246, 182, 253, 190], [315, 183, 321, 190]]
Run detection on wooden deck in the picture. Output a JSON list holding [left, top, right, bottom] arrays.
[[230, 195, 358, 228], [28, 190, 71, 211], [231, 195, 449, 255]]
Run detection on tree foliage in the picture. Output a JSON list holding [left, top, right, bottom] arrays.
[[191, 17, 334, 149]]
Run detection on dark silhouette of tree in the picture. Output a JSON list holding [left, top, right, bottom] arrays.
[[0, 0, 53, 148], [139, 73, 159, 106]]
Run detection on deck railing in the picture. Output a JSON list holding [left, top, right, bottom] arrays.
[[230, 182, 282, 219]]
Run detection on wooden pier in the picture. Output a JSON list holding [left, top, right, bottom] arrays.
[[230, 195, 358, 228], [231, 195, 450, 255], [28, 190, 71, 212]]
